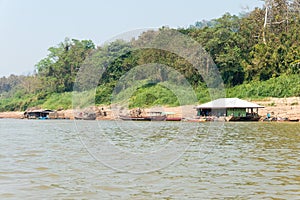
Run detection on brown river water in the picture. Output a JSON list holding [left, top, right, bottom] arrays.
[[0, 119, 299, 199]]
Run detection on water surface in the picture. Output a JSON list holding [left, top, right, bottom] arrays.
[[0, 119, 299, 199]]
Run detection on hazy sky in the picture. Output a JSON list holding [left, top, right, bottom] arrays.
[[0, 0, 264, 77]]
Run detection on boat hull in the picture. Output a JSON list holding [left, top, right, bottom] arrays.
[[166, 117, 182, 121], [119, 116, 151, 121], [120, 115, 166, 121], [74, 116, 96, 120], [228, 116, 261, 122]]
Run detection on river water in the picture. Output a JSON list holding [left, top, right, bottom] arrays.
[[0, 119, 299, 199]]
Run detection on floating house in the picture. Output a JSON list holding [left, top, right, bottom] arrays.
[[196, 98, 264, 121], [24, 109, 55, 119]]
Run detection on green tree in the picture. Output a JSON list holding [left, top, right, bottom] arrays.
[[36, 38, 95, 93]]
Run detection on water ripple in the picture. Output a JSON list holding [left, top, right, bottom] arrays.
[[0, 119, 299, 199]]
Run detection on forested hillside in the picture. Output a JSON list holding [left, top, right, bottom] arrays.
[[1, 0, 299, 111]]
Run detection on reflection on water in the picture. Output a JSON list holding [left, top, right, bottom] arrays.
[[0, 119, 299, 199]]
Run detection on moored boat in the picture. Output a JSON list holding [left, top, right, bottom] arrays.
[[227, 115, 261, 122], [289, 119, 299, 122], [166, 117, 182, 121], [119, 110, 167, 121], [119, 115, 151, 121], [74, 112, 96, 120], [164, 112, 182, 121]]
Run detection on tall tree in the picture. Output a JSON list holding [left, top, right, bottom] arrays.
[[36, 38, 95, 93]]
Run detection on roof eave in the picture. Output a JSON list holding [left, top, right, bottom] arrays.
[[196, 106, 264, 109]]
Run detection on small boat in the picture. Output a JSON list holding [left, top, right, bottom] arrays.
[[119, 115, 151, 121], [120, 110, 166, 121], [166, 117, 182, 121], [74, 116, 96, 120], [164, 112, 182, 121], [120, 115, 166, 121], [288, 119, 299, 122], [146, 111, 167, 121], [38, 116, 48, 120], [263, 117, 299, 122], [228, 115, 261, 122], [75, 112, 96, 120]]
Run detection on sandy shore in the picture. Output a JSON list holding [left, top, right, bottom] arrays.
[[1, 97, 299, 121], [141, 97, 300, 121], [0, 111, 25, 119], [252, 97, 300, 120]]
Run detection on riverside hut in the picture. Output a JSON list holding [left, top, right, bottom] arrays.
[[196, 98, 264, 121], [24, 109, 55, 119]]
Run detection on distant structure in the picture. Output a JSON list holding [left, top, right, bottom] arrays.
[[24, 109, 55, 119], [196, 98, 264, 121]]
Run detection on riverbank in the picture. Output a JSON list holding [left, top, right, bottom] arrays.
[[1, 97, 299, 121], [252, 97, 300, 121], [0, 111, 24, 119]]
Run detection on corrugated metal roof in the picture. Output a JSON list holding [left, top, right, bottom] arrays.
[[24, 109, 54, 113], [196, 98, 264, 109]]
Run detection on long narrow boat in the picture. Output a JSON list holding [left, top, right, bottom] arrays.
[[120, 111, 167, 121], [166, 117, 182, 121], [74, 112, 96, 120], [288, 118, 299, 122], [164, 112, 182, 121], [119, 115, 166, 121], [228, 115, 261, 122], [119, 115, 151, 121], [74, 116, 96, 120]]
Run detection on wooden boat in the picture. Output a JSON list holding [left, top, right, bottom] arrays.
[[228, 116, 261, 122], [120, 115, 166, 121], [119, 115, 151, 121], [166, 117, 182, 121], [150, 115, 167, 121], [288, 119, 299, 122], [263, 117, 299, 122], [74, 116, 96, 120], [75, 112, 96, 120], [164, 112, 182, 121], [120, 111, 167, 121]]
